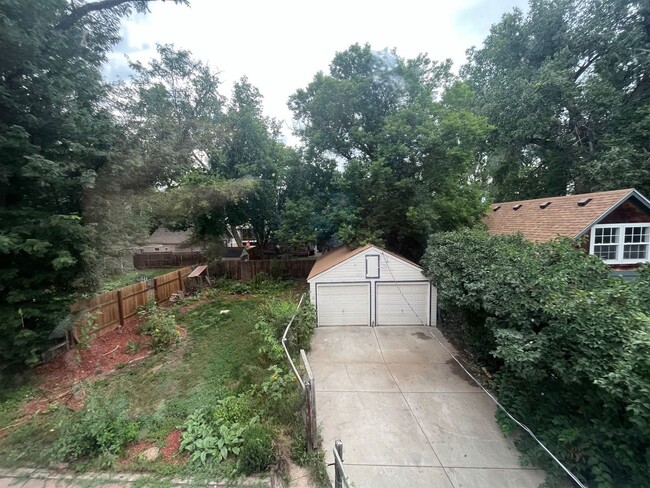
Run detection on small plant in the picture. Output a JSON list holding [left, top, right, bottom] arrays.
[[238, 425, 275, 475], [125, 340, 141, 355], [51, 396, 137, 467], [138, 308, 181, 352], [261, 365, 296, 401], [77, 312, 99, 350], [179, 407, 257, 465]]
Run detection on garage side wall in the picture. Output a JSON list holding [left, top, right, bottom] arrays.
[[308, 247, 437, 326]]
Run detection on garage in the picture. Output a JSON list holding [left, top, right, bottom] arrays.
[[376, 282, 429, 326], [307, 244, 436, 327], [315, 283, 370, 326]]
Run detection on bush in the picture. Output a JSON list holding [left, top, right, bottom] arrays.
[[138, 307, 181, 352], [238, 425, 275, 475], [52, 396, 137, 466], [422, 230, 650, 487]]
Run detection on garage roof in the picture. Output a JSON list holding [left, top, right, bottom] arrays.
[[307, 243, 423, 280], [307, 244, 372, 280]]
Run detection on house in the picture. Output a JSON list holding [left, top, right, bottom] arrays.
[[484, 188, 650, 268], [219, 246, 262, 261], [307, 244, 436, 327], [139, 227, 203, 253]]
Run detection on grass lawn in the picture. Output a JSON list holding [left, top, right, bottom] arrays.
[[0, 280, 325, 484], [99, 268, 174, 292]]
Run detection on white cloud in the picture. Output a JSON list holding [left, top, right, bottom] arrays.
[[105, 0, 529, 144]]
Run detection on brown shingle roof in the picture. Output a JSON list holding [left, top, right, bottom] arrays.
[[147, 227, 193, 245], [484, 189, 636, 242], [307, 244, 373, 280]]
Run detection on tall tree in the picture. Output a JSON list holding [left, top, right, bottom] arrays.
[[463, 0, 650, 200], [0, 0, 185, 369], [290, 44, 491, 259], [209, 77, 295, 246]]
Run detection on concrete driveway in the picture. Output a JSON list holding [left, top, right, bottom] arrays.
[[308, 326, 546, 488]]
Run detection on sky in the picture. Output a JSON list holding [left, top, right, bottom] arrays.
[[105, 0, 529, 144]]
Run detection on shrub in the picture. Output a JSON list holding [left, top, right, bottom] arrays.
[[254, 300, 297, 363], [138, 308, 181, 352], [52, 396, 137, 466], [238, 425, 275, 475], [125, 340, 141, 354], [422, 230, 650, 487]]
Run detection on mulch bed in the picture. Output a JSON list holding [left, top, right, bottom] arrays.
[[23, 317, 152, 414]]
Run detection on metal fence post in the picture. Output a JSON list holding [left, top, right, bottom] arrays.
[[334, 439, 343, 488]]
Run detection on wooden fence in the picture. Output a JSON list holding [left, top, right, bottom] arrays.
[[210, 259, 316, 281], [70, 267, 194, 342], [134, 252, 204, 269]]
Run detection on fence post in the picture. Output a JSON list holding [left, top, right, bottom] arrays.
[[177, 270, 185, 293], [117, 290, 125, 327], [153, 277, 159, 304], [334, 440, 344, 488], [305, 381, 314, 452]]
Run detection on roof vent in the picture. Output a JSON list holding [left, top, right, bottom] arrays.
[[577, 198, 592, 207], [539, 201, 551, 209], [492, 205, 501, 211], [513, 204, 523, 211]]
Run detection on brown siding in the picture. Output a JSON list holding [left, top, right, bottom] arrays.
[[600, 197, 650, 224]]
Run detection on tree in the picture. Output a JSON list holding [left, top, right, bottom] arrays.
[[290, 44, 491, 259], [209, 77, 296, 246], [0, 0, 186, 369], [463, 0, 650, 200]]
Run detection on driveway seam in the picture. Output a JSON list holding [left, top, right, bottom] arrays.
[[371, 327, 458, 488]]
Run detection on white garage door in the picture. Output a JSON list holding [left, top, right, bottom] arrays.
[[376, 283, 429, 326], [317, 284, 370, 326]]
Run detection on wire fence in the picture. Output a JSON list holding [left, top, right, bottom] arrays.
[[281, 293, 319, 452]]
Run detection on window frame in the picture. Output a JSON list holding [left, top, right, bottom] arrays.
[[365, 254, 380, 279], [589, 223, 650, 264]]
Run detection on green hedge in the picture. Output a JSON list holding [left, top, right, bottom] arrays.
[[422, 230, 650, 487]]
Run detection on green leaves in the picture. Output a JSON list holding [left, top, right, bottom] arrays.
[[422, 230, 650, 486]]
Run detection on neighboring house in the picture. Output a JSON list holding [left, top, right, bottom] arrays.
[[484, 188, 650, 268], [139, 227, 203, 253], [307, 244, 437, 327], [219, 246, 262, 261]]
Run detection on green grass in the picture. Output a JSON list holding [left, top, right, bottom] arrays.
[[99, 268, 173, 292], [0, 285, 308, 479]]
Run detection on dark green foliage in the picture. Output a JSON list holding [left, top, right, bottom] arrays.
[[51, 396, 137, 467], [0, 0, 186, 369], [289, 44, 491, 260], [422, 230, 650, 487], [238, 425, 275, 475], [463, 0, 650, 200]]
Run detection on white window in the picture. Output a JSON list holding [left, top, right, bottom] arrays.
[[365, 255, 380, 278], [590, 224, 650, 264]]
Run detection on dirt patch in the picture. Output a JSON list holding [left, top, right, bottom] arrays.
[[21, 316, 151, 415], [161, 429, 183, 462]]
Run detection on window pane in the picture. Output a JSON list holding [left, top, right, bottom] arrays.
[[595, 227, 618, 244], [594, 245, 618, 260], [624, 226, 649, 244], [623, 244, 648, 260]]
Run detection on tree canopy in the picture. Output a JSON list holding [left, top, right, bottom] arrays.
[[289, 44, 491, 259], [463, 0, 650, 200]]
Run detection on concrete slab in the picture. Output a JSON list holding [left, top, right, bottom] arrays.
[[375, 327, 451, 363], [317, 391, 441, 467], [388, 362, 481, 393], [309, 326, 547, 487], [311, 362, 399, 392], [309, 327, 383, 363], [341, 465, 454, 488], [446, 467, 547, 488], [405, 392, 523, 468]]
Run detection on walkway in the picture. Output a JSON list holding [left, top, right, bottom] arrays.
[[309, 326, 546, 488]]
